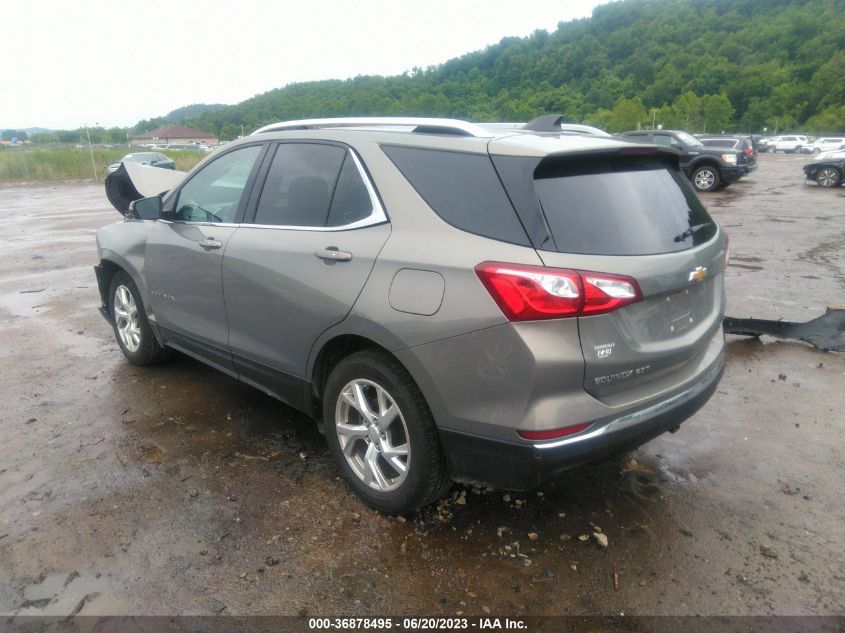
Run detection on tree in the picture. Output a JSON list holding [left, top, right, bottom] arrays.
[[701, 94, 735, 133], [738, 97, 770, 132], [673, 91, 701, 130], [805, 105, 845, 134], [607, 97, 648, 132], [1, 129, 28, 141]]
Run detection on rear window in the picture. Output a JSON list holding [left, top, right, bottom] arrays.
[[381, 145, 530, 246], [533, 156, 717, 256]]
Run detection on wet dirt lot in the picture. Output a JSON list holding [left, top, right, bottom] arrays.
[[0, 154, 843, 618]]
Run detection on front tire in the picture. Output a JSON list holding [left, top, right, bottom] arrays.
[[816, 166, 842, 188], [109, 271, 168, 365], [323, 349, 450, 514], [692, 165, 721, 192]]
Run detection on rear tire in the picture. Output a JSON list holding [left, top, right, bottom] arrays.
[[692, 165, 720, 192], [109, 271, 168, 366], [816, 166, 842, 188], [323, 349, 451, 514]]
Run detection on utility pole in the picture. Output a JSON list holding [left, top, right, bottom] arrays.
[[85, 124, 97, 180]]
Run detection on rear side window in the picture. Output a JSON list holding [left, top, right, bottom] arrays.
[[382, 145, 529, 246], [255, 143, 346, 227], [702, 139, 736, 149], [534, 156, 717, 256], [327, 155, 373, 227]]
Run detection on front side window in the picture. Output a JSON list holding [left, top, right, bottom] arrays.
[[173, 145, 262, 223]]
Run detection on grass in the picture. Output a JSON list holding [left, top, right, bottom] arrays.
[[0, 147, 205, 184]]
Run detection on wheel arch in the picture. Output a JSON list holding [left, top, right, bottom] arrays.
[[689, 157, 721, 172], [96, 255, 163, 344], [305, 315, 448, 425]]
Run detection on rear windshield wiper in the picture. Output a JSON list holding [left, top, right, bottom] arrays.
[[674, 222, 713, 242]]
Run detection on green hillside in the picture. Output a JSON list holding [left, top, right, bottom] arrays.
[[185, 0, 845, 138]]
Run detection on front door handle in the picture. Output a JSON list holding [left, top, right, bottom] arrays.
[[199, 238, 223, 250], [315, 247, 352, 262]]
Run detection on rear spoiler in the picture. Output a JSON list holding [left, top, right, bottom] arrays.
[[105, 162, 186, 215]]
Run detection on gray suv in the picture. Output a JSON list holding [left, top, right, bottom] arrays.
[[94, 117, 726, 514]]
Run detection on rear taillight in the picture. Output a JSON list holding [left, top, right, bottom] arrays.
[[743, 148, 753, 155], [474, 262, 641, 321]]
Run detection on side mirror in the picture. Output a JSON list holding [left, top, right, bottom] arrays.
[[127, 195, 163, 220]]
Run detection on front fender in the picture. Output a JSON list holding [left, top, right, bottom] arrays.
[[95, 220, 155, 320]]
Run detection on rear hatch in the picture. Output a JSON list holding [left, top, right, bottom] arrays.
[[737, 137, 757, 168], [491, 147, 726, 403]]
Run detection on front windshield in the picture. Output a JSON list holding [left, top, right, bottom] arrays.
[[676, 131, 703, 148]]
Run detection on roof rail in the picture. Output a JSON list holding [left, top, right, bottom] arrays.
[[251, 117, 495, 138]]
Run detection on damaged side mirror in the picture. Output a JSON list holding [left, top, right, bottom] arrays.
[[127, 195, 163, 220]]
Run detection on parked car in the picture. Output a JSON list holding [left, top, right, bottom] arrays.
[[749, 134, 768, 150], [107, 152, 175, 173], [807, 137, 845, 154], [698, 135, 758, 173], [803, 150, 845, 187], [95, 117, 727, 514], [618, 130, 744, 192], [772, 135, 808, 153], [756, 136, 777, 154]]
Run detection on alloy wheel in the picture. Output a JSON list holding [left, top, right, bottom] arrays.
[[335, 379, 410, 492], [114, 285, 141, 352], [817, 167, 840, 188], [694, 169, 716, 190]]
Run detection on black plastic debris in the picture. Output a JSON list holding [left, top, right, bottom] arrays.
[[724, 308, 845, 352]]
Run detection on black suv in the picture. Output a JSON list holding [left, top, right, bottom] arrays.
[[698, 135, 758, 173], [619, 130, 744, 192]]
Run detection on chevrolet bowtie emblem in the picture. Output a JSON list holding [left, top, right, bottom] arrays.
[[688, 267, 707, 282]]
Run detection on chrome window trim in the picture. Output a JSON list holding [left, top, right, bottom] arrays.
[[159, 147, 387, 232], [157, 219, 240, 228]]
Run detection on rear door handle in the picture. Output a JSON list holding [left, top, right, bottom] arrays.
[[315, 247, 352, 262], [199, 238, 223, 249]]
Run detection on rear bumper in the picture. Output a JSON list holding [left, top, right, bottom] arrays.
[[720, 166, 744, 182], [438, 350, 724, 490]]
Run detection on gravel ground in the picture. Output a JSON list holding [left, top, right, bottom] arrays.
[[0, 153, 843, 618]]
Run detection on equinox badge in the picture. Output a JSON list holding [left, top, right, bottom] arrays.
[[688, 267, 707, 283]]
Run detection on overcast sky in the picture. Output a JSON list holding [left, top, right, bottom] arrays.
[[1, 0, 609, 130]]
